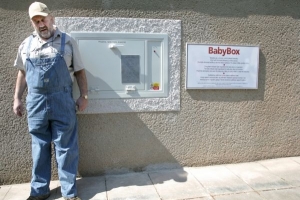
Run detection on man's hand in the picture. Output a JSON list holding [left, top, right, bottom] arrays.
[[74, 69, 88, 112], [76, 96, 88, 112], [13, 70, 27, 117], [13, 98, 24, 117]]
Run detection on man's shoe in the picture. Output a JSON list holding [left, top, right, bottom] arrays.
[[26, 193, 50, 200], [64, 197, 81, 200]]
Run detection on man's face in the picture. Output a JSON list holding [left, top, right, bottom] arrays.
[[31, 15, 55, 40]]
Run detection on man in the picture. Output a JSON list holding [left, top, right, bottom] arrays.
[[13, 2, 88, 200]]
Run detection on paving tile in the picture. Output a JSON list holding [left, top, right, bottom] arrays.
[[258, 157, 300, 186], [54, 178, 98, 200], [258, 157, 300, 172], [106, 172, 160, 200], [188, 165, 253, 195], [213, 192, 264, 200], [149, 169, 210, 200], [3, 183, 31, 200], [226, 162, 291, 191], [258, 188, 300, 200], [182, 197, 214, 200], [76, 176, 107, 200], [51, 187, 63, 199], [0, 185, 11, 200], [291, 156, 300, 164], [48, 181, 60, 200], [4, 181, 59, 200]]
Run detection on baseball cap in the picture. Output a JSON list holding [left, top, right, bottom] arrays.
[[28, 2, 50, 19]]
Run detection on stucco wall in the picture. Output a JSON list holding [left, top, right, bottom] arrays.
[[1, 0, 299, 185]]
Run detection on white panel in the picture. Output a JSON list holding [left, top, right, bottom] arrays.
[[71, 32, 168, 99], [78, 39, 145, 92]]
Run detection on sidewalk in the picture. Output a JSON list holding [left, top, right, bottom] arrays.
[[1, 157, 300, 200]]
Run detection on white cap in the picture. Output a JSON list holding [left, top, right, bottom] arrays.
[[28, 2, 49, 19]]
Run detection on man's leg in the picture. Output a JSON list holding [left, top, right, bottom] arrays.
[[52, 117, 79, 198], [29, 118, 52, 196]]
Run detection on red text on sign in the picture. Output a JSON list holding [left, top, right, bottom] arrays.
[[208, 47, 240, 56]]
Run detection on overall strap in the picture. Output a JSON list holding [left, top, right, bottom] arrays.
[[26, 35, 34, 58], [60, 33, 66, 55]]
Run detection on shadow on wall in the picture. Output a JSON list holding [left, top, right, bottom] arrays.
[[75, 69, 182, 174], [77, 112, 182, 174], [1, 0, 300, 19], [187, 50, 266, 102]]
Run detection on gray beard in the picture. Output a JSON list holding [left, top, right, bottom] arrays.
[[36, 27, 55, 40], [39, 30, 52, 39]]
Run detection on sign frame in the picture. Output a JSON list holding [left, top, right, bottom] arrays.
[[186, 43, 259, 89]]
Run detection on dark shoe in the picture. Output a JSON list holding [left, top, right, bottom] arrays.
[[26, 193, 50, 200], [64, 197, 81, 200]]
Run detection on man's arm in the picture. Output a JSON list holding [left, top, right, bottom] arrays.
[[74, 69, 88, 111], [13, 70, 27, 117]]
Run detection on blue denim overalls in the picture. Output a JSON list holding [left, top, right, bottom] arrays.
[[25, 33, 78, 198]]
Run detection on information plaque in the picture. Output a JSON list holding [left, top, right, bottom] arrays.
[[186, 44, 259, 89]]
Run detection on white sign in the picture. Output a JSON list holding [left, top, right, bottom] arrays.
[[186, 44, 259, 89]]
